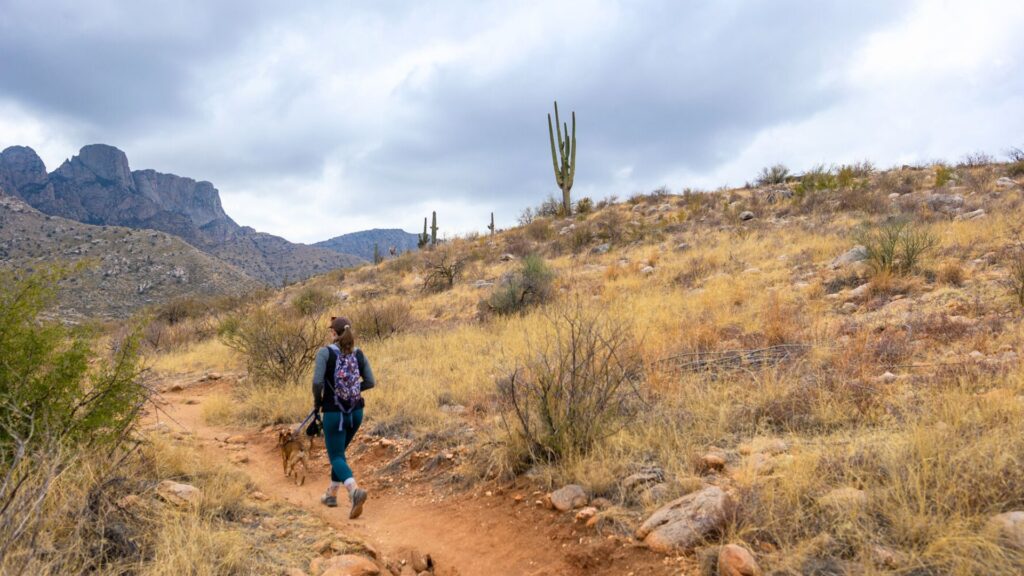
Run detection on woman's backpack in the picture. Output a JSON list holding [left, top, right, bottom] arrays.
[[328, 344, 362, 412]]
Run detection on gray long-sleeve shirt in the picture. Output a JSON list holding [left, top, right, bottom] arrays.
[[312, 346, 375, 410]]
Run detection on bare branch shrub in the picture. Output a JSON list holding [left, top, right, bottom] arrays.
[[350, 298, 413, 340], [756, 163, 791, 186], [1005, 243, 1024, 308], [421, 246, 465, 293], [857, 219, 938, 276], [219, 307, 323, 387], [497, 302, 645, 463]]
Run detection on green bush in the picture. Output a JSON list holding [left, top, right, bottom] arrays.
[[857, 220, 938, 276], [292, 285, 336, 316], [934, 163, 956, 187], [483, 255, 555, 317], [575, 197, 594, 214], [351, 299, 413, 340]]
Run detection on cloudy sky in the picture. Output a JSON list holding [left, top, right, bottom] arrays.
[[1, 0, 1022, 243]]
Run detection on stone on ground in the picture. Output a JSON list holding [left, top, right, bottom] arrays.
[[635, 486, 733, 553], [546, 484, 588, 511], [156, 480, 202, 506], [318, 554, 380, 576], [718, 544, 762, 576], [986, 511, 1024, 549]]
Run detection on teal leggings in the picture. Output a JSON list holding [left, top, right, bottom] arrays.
[[322, 409, 363, 482]]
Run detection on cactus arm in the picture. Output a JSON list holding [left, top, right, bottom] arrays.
[[567, 112, 576, 189], [548, 113, 561, 185]]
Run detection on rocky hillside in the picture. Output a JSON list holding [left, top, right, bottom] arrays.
[[0, 191, 261, 319], [0, 144, 364, 285], [314, 228, 420, 261]]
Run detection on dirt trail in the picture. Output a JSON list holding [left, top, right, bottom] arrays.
[[156, 382, 584, 576]]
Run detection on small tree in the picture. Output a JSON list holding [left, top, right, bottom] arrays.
[[219, 307, 324, 387], [421, 245, 465, 293], [756, 163, 790, 186]]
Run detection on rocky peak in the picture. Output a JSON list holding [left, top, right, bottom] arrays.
[[132, 169, 232, 229], [0, 146, 54, 204], [54, 144, 135, 190]]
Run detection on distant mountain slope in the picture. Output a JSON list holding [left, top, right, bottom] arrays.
[[0, 191, 261, 319], [0, 144, 364, 285], [314, 228, 420, 261]]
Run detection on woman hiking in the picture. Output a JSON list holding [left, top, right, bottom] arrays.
[[312, 316, 374, 518]]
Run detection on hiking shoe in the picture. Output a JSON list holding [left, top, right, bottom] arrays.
[[320, 493, 338, 508], [349, 488, 367, 519]]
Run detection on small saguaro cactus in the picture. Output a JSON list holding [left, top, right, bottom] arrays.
[[418, 217, 429, 249], [488, 212, 495, 236], [547, 100, 576, 216], [430, 211, 438, 246]]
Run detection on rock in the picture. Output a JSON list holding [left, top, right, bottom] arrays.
[[225, 435, 247, 444], [575, 507, 598, 524], [499, 253, 515, 262], [739, 211, 755, 221], [969, 350, 985, 360], [702, 453, 727, 472], [926, 193, 964, 213], [635, 486, 734, 553], [472, 280, 494, 289], [591, 497, 613, 510], [640, 265, 656, 276], [987, 511, 1024, 549], [955, 208, 986, 221], [876, 371, 898, 383], [229, 453, 249, 464], [547, 484, 588, 512], [250, 491, 269, 501], [623, 468, 664, 492], [888, 192, 901, 200], [319, 555, 380, 576], [830, 245, 868, 269], [439, 403, 467, 415], [870, 545, 905, 569], [156, 480, 202, 507], [764, 188, 793, 203], [996, 177, 1018, 188], [718, 544, 762, 576], [817, 487, 868, 511], [643, 483, 671, 502], [591, 243, 611, 255], [675, 242, 691, 251]]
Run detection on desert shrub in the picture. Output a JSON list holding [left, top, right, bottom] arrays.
[[857, 219, 938, 276], [594, 209, 625, 245], [291, 284, 336, 316], [673, 256, 715, 288], [934, 162, 956, 187], [350, 298, 413, 340], [575, 197, 594, 214], [937, 261, 965, 286], [536, 195, 563, 218], [482, 255, 555, 317], [756, 163, 791, 186], [1005, 244, 1024, 308], [497, 302, 644, 463], [219, 307, 322, 387], [569, 223, 594, 254], [0, 268, 144, 571], [798, 164, 837, 195], [877, 170, 917, 196], [524, 219, 554, 242], [421, 245, 465, 293], [959, 151, 994, 167], [1008, 147, 1024, 177]]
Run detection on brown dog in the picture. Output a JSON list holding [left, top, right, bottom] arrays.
[[276, 429, 308, 486]]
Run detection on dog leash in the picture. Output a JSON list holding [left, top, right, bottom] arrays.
[[293, 409, 317, 436]]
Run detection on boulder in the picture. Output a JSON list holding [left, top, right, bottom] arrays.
[[739, 211, 755, 221], [996, 177, 1018, 188], [641, 265, 656, 276], [156, 480, 202, 507], [623, 467, 664, 492], [718, 544, 762, 576], [675, 242, 691, 251], [830, 245, 868, 269], [591, 243, 611, 255], [499, 253, 516, 262], [319, 554, 380, 576], [635, 486, 733, 553], [701, 452, 727, 472], [986, 511, 1024, 549], [574, 507, 598, 524], [547, 484, 588, 512], [926, 193, 964, 213]]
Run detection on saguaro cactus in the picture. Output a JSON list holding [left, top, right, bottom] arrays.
[[418, 217, 429, 249], [547, 101, 576, 216], [430, 211, 438, 246], [488, 212, 495, 236]]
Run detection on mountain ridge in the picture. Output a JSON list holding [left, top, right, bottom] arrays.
[[314, 228, 420, 261]]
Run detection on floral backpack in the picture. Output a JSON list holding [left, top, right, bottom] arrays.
[[328, 344, 362, 412]]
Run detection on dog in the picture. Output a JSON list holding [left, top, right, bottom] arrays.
[[276, 429, 308, 486]]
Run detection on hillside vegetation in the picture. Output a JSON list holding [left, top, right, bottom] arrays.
[[141, 158, 1024, 574]]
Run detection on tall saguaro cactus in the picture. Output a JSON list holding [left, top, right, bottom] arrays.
[[488, 212, 495, 236], [430, 211, 438, 246], [418, 217, 429, 249], [547, 101, 576, 216]]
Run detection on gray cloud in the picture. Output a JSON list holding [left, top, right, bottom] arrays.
[[1, 0, 1020, 242]]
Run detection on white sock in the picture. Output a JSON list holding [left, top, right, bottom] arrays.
[[344, 478, 358, 494], [328, 481, 342, 496]]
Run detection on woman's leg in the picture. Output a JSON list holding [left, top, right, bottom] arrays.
[[340, 409, 367, 518], [322, 412, 354, 484]]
